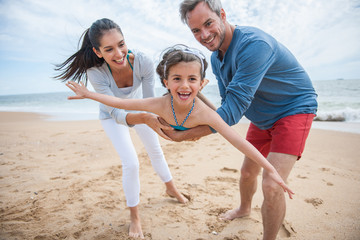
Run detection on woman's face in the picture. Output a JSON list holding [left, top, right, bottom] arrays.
[[163, 61, 204, 106], [92, 29, 129, 70]]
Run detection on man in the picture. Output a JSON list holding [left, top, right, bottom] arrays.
[[166, 1, 318, 239]]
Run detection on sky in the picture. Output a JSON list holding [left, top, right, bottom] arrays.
[[0, 0, 359, 95]]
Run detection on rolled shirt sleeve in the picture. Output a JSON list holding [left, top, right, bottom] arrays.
[[87, 67, 131, 126], [86, 50, 157, 127], [210, 26, 317, 130], [214, 40, 276, 126]]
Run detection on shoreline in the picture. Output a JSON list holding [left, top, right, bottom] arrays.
[[1, 111, 360, 239], [2, 111, 360, 134]]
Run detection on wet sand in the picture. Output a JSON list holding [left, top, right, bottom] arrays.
[[0, 112, 359, 239]]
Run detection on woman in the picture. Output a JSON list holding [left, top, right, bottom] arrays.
[[55, 18, 188, 239]]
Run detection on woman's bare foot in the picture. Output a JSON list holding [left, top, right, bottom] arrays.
[[166, 189, 190, 203], [129, 221, 144, 239], [129, 206, 144, 239], [219, 207, 251, 220], [165, 180, 189, 204]]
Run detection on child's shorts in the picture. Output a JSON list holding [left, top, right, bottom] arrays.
[[246, 114, 315, 160]]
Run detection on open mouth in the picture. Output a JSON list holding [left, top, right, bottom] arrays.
[[177, 92, 191, 100], [203, 35, 215, 44], [114, 56, 125, 64]]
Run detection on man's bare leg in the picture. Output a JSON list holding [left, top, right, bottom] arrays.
[[220, 156, 261, 220], [129, 206, 144, 239], [261, 152, 296, 240]]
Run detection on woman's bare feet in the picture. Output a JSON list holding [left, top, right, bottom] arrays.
[[165, 180, 189, 204], [219, 207, 251, 220], [129, 206, 144, 239]]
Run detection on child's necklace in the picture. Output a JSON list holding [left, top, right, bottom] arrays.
[[171, 95, 195, 127]]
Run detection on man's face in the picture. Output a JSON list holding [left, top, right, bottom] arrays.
[[186, 2, 226, 52]]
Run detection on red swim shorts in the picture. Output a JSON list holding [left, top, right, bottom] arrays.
[[246, 114, 315, 160]]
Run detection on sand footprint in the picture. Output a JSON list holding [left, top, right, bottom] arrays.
[[279, 220, 296, 238], [322, 179, 334, 186], [206, 176, 237, 184], [50, 132, 65, 137], [220, 167, 238, 173], [304, 197, 324, 208], [206, 220, 227, 235]]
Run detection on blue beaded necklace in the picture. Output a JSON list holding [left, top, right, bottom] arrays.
[[171, 95, 195, 128]]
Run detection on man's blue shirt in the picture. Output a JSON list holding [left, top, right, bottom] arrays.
[[212, 26, 318, 130]]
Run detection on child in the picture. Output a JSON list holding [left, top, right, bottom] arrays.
[[66, 44, 294, 199]]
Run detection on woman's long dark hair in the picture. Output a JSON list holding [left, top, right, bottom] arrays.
[[54, 18, 123, 84]]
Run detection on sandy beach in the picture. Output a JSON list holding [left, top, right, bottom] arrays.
[[0, 111, 359, 239]]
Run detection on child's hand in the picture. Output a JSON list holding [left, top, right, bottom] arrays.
[[66, 81, 89, 100], [269, 171, 294, 199]]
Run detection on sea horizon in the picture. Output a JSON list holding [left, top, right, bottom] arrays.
[[1, 79, 359, 133]]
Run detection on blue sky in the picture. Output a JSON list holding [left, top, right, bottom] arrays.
[[0, 0, 359, 95]]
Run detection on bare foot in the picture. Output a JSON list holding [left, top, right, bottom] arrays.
[[166, 189, 190, 204], [129, 220, 144, 239], [129, 206, 144, 239], [219, 207, 250, 221], [165, 180, 190, 204]]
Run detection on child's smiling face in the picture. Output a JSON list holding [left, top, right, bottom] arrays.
[[164, 61, 203, 105]]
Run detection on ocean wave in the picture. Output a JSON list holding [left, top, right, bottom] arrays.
[[314, 107, 360, 122]]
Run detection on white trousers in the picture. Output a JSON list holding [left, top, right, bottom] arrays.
[[101, 118, 172, 207]]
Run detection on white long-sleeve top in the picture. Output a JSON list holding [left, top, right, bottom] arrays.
[[87, 49, 155, 127]]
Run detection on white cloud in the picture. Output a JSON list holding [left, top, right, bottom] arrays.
[[0, 0, 359, 95], [222, 0, 360, 79]]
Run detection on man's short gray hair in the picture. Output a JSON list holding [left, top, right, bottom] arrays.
[[179, 0, 223, 24]]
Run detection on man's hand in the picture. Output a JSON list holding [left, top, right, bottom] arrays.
[[162, 124, 212, 142], [157, 117, 189, 142], [157, 117, 197, 142], [162, 128, 190, 142], [200, 78, 210, 91]]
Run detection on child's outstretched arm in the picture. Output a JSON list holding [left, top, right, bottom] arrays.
[[205, 111, 294, 199], [66, 81, 161, 114]]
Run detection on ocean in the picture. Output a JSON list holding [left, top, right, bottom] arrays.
[[1, 79, 360, 133]]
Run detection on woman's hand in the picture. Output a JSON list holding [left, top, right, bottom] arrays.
[[144, 115, 174, 141], [66, 81, 89, 100]]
